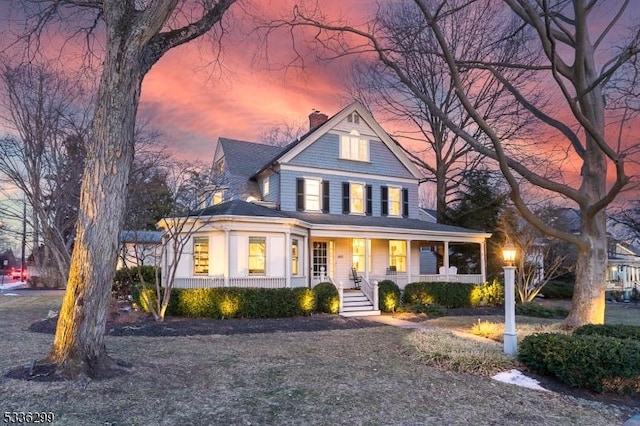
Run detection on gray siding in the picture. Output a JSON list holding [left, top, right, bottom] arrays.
[[288, 133, 414, 179], [279, 169, 419, 218]]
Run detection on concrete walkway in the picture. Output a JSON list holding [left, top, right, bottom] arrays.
[[363, 314, 434, 330]]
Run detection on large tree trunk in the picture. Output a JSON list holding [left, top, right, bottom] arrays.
[[565, 213, 608, 327], [49, 27, 142, 378]]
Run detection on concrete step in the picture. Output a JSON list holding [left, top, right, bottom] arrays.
[[343, 296, 369, 302], [340, 310, 381, 317], [342, 304, 374, 311], [343, 301, 373, 308]]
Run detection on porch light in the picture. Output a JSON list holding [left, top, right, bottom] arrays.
[[502, 242, 517, 266]]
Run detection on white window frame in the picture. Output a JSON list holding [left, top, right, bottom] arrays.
[[340, 130, 369, 162], [305, 179, 322, 212], [292, 239, 299, 276], [388, 186, 402, 217], [350, 182, 365, 214], [249, 237, 266, 276], [389, 240, 407, 272], [193, 236, 209, 275], [262, 176, 270, 196]]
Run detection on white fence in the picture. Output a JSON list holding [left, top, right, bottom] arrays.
[[371, 273, 484, 288]]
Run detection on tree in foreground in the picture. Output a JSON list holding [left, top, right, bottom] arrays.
[[10, 0, 237, 379], [280, 0, 639, 327]]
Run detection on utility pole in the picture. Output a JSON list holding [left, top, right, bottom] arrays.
[[20, 198, 26, 281]]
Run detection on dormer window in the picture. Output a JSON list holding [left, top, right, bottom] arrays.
[[262, 176, 270, 196], [340, 130, 369, 162]]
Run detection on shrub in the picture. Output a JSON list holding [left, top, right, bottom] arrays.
[[515, 303, 568, 319], [539, 281, 574, 299], [378, 280, 401, 312], [519, 332, 640, 393], [574, 324, 640, 341], [293, 287, 317, 316], [138, 287, 319, 319], [314, 282, 340, 314], [403, 282, 477, 308], [114, 265, 159, 299], [471, 279, 504, 307]]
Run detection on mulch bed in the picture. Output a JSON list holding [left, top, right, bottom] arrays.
[[29, 314, 385, 337]]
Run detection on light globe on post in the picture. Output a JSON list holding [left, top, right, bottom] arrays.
[[502, 241, 518, 356]]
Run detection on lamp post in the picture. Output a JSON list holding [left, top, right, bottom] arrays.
[[502, 242, 517, 356]]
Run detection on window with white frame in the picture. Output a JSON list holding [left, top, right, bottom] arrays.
[[340, 130, 369, 162], [305, 179, 321, 211], [388, 186, 401, 216], [292, 239, 299, 275], [193, 237, 209, 274], [212, 190, 225, 206], [350, 182, 365, 214], [262, 176, 270, 196], [249, 237, 266, 275], [352, 238, 366, 272], [389, 240, 407, 272]]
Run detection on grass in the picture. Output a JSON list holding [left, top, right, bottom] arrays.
[[0, 292, 636, 425]]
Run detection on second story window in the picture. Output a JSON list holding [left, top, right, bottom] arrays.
[[212, 190, 225, 206], [262, 177, 270, 196], [342, 182, 372, 215], [381, 186, 409, 217], [297, 178, 330, 212], [340, 130, 369, 162]]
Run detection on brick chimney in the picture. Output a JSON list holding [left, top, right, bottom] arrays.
[[309, 110, 329, 130]]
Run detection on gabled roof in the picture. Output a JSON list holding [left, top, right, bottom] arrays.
[[219, 138, 285, 179], [252, 101, 423, 179]]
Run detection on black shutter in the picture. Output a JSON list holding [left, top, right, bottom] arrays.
[[342, 182, 350, 214], [296, 179, 304, 211], [322, 181, 330, 213], [402, 188, 409, 217], [366, 185, 372, 216], [381, 186, 388, 216]]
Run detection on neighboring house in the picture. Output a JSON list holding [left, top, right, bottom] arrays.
[[118, 230, 163, 269], [606, 240, 640, 294], [160, 102, 491, 315]]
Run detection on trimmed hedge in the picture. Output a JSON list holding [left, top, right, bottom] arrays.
[[574, 324, 640, 341], [403, 281, 503, 309], [378, 280, 401, 312], [519, 332, 640, 394], [138, 287, 317, 319], [314, 282, 340, 314]]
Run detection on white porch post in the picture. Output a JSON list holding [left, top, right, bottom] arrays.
[[285, 231, 291, 288], [444, 241, 450, 280], [406, 239, 412, 285], [480, 241, 487, 282], [224, 228, 230, 287], [365, 238, 370, 281]]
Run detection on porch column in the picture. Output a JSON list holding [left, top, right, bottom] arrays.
[[406, 239, 412, 284], [444, 241, 450, 280], [365, 238, 370, 281], [285, 231, 291, 288], [480, 241, 487, 282], [224, 228, 230, 287]]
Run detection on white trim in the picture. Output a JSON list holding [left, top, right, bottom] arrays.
[[281, 163, 417, 185], [277, 101, 423, 179]]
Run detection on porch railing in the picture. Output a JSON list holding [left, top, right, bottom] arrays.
[[370, 273, 484, 288], [173, 276, 300, 289], [360, 277, 379, 310]]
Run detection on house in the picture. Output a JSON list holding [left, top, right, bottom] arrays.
[[160, 102, 491, 315], [606, 239, 640, 296]]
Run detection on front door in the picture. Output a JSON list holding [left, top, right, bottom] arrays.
[[313, 242, 328, 280]]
